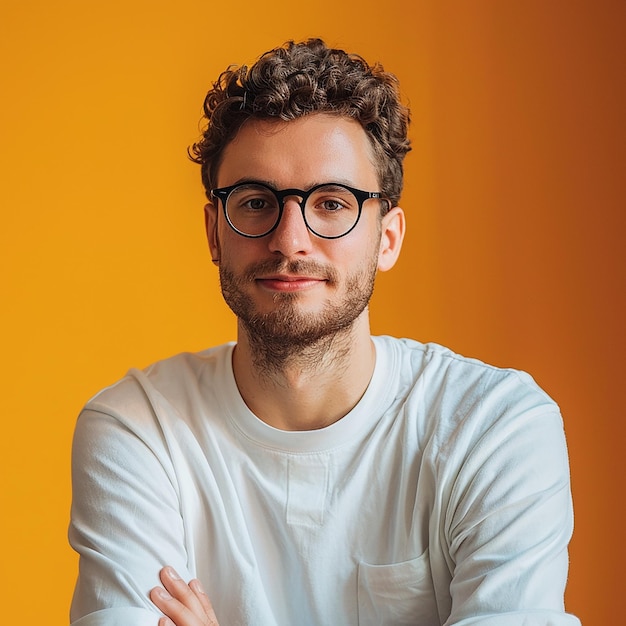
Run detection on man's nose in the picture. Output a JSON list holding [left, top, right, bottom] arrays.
[[267, 198, 314, 257]]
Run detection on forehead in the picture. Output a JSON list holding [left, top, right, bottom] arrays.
[[216, 114, 379, 189]]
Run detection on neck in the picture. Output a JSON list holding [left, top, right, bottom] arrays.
[[232, 313, 376, 430]]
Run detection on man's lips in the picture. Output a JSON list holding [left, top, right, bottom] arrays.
[[255, 274, 327, 292]]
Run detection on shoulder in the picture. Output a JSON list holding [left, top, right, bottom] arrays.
[[85, 343, 234, 415], [376, 335, 555, 403], [76, 343, 235, 443], [375, 337, 573, 519], [373, 335, 562, 448]]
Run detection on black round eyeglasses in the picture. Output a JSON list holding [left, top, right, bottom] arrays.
[[211, 181, 389, 239]]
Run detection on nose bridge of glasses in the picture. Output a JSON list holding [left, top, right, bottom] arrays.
[[277, 188, 308, 211]]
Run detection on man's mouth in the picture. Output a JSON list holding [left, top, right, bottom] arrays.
[[255, 274, 327, 292]]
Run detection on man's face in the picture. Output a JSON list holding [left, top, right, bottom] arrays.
[[205, 113, 402, 350]]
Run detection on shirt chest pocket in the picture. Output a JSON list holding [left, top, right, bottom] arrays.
[[357, 548, 440, 626]]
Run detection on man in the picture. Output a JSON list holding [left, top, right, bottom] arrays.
[[69, 39, 579, 625]]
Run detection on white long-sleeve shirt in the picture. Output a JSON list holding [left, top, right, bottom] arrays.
[[69, 336, 580, 625]]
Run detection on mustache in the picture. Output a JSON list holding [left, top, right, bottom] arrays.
[[242, 258, 338, 283]]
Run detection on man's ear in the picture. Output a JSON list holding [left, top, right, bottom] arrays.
[[204, 202, 220, 264], [377, 206, 405, 272]]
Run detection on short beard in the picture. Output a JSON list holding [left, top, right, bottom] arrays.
[[219, 256, 377, 374]]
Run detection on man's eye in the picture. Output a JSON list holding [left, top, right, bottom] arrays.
[[321, 199, 345, 211], [245, 198, 268, 210]]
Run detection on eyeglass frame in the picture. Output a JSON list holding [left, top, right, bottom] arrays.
[[210, 181, 390, 240]]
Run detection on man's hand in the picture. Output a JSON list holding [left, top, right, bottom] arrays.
[[150, 566, 219, 626]]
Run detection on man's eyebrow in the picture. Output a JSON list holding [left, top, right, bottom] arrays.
[[229, 177, 279, 188], [227, 177, 361, 190]]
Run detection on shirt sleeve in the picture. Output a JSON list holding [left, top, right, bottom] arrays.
[[441, 380, 580, 625], [68, 381, 193, 625]]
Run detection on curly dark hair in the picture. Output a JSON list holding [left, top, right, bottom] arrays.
[[189, 38, 411, 208]]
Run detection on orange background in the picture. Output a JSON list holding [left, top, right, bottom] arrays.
[[1, 1, 623, 624]]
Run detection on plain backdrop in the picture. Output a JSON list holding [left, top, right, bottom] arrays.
[[1, 1, 624, 624]]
